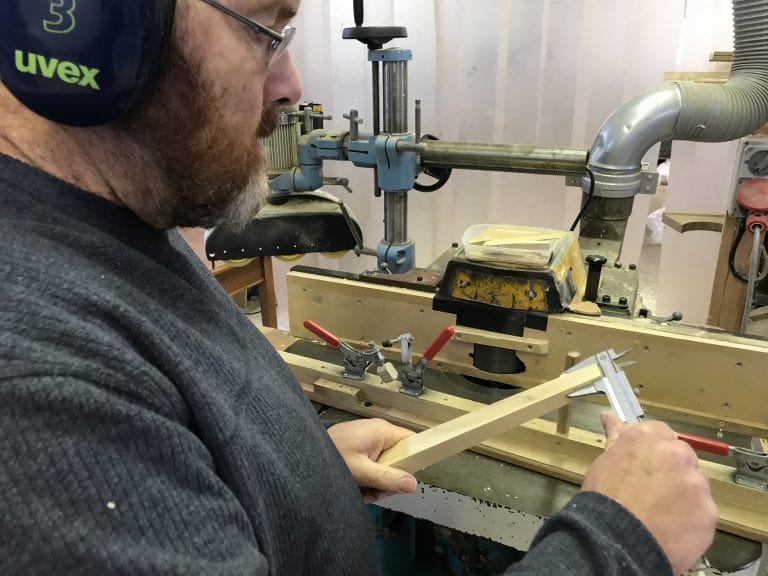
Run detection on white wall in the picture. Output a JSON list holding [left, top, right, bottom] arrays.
[[655, 0, 736, 323], [271, 0, 733, 329]]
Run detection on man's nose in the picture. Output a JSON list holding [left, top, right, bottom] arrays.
[[264, 52, 302, 106]]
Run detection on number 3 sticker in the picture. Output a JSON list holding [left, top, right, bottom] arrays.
[[43, 0, 76, 34]]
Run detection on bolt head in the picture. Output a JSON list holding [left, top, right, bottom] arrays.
[[601, 295, 611, 303], [618, 297, 628, 306]]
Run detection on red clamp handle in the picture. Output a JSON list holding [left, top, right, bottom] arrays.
[[677, 432, 730, 457], [303, 319, 341, 348], [422, 326, 455, 361]]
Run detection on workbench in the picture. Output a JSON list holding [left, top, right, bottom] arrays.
[[264, 327, 765, 575]]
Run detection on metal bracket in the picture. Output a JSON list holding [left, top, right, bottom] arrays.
[[338, 341, 387, 380], [383, 327, 455, 397], [733, 448, 768, 491], [565, 165, 658, 195], [399, 361, 427, 397], [383, 333, 423, 395]]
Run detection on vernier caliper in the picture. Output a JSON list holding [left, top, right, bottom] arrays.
[[563, 349, 644, 424]]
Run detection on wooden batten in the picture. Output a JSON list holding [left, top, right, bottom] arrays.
[[376, 364, 600, 473]]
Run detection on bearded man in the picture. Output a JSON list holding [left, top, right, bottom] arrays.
[[0, 1, 716, 575]]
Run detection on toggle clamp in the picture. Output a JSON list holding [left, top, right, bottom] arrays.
[[383, 326, 455, 396], [303, 319, 396, 381]]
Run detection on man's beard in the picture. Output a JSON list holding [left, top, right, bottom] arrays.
[[114, 44, 277, 231]]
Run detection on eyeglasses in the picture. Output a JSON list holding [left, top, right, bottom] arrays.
[[199, 0, 296, 65]]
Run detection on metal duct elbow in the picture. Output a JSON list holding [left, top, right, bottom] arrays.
[[585, 0, 768, 200]]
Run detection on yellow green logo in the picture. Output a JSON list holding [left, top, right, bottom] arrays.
[[14, 50, 100, 90]]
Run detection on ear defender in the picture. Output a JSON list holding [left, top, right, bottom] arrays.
[[0, 0, 176, 126]]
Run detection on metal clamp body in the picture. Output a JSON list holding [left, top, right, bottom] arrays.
[[733, 448, 768, 491], [337, 341, 387, 380]]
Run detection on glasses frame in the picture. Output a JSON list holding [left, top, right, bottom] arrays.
[[199, 0, 295, 64]]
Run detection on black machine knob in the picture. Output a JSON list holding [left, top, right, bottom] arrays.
[[584, 254, 608, 302], [663, 311, 684, 322], [343, 0, 407, 50]]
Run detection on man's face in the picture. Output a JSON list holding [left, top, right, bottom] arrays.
[[118, 0, 301, 230]]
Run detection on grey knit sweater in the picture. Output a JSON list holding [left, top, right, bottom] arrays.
[[0, 154, 671, 576]]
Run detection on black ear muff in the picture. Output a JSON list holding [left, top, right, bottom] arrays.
[[0, 0, 176, 126]]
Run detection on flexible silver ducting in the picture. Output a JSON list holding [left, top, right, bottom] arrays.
[[581, 0, 768, 244]]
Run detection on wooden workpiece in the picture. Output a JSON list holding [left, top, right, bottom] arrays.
[[265, 335, 768, 543], [287, 271, 768, 437], [376, 364, 600, 473]]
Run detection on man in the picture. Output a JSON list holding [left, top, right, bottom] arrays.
[[0, 0, 717, 574]]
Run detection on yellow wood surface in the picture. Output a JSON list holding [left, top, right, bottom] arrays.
[[662, 211, 724, 234], [453, 325, 548, 354]]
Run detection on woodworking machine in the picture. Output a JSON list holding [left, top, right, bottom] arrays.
[[210, 0, 768, 573]]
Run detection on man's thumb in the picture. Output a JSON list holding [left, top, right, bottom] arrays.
[[355, 456, 417, 493], [600, 411, 625, 448]]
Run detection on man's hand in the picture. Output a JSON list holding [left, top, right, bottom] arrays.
[[582, 413, 718, 575], [327, 418, 418, 503]]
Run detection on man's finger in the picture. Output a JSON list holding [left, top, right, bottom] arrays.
[[601, 411, 625, 449]]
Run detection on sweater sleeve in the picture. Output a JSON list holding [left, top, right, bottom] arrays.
[[504, 491, 673, 576], [0, 375, 268, 576]]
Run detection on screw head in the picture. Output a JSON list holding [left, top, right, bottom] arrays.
[[601, 295, 611, 303], [619, 297, 628, 306], [628, 264, 637, 270], [614, 261, 622, 269]]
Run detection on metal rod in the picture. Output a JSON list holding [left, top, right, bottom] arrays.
[[415, 99, 421, 143], [383, 60, 408, 134], [740, 225, 764, 334], [372, 61, 381, 136], [382, 58, 409, 245], [398, 140, 588, 175], [372, 60, 382, 198], [384, 192, 408, 245]]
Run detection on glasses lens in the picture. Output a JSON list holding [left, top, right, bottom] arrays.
[[269, 26, 296, 63]]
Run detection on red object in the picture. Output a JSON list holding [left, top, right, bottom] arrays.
[[677, 432, 731, 457], [737, 179, 768, 232], [422, 326, 455, 361], [303, 319, 341, 348]]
